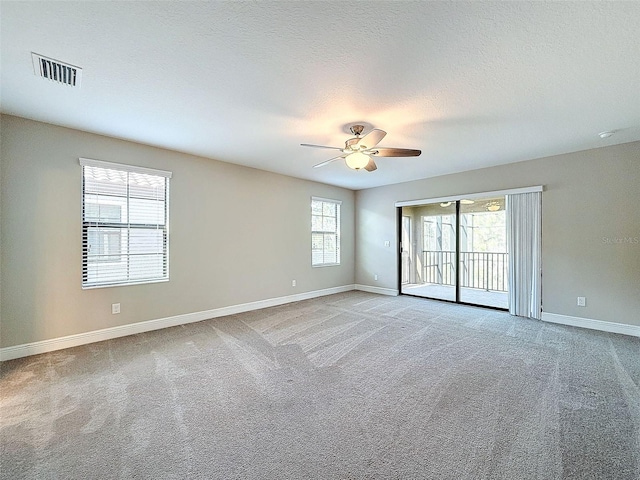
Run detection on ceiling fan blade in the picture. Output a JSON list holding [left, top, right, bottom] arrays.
[[357, 129, 386, 149], [371, 148, 421, 157], [345, 137, 360, 148], [301, 143, 343, 151], [313, 155, 345, 168], [364, 158, 377, 172]]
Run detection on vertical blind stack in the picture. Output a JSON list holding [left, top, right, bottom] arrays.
[[506, 191, 542, 319]]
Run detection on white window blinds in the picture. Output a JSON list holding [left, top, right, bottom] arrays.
[[80, 158, 171, 288], [311, 197, 341, 266]]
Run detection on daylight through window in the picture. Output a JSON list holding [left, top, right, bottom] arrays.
[[80, 158, 171, 288], [311, 197, 341, 266]]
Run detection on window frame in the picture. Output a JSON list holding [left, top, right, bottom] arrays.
[[80, 158, 172, 289], [311, 196, 341, 267]]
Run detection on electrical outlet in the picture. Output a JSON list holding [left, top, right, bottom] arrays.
[[292, 280, 296, 287], [112, 303, 121, 314], [577, 297, 586, 307], [384, 241, 390, 247], [374, 274, 378, 281]]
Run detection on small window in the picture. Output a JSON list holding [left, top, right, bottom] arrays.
[[80, 158, 172, 288], [311, 197, 341, 266]]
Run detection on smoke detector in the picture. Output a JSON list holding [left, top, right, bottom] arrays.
[[32, 52, 82, 87]]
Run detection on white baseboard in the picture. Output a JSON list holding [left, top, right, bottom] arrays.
[[0, 284, 356, 362], [355, 284, 399, 296], [541, 312, 640, 338]]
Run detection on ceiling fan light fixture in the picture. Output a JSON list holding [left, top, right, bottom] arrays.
[[345, 151, 370, 170]]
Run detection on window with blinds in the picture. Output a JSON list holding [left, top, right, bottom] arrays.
[[80, 158, 171, 288], [311, 197, 341, 266]]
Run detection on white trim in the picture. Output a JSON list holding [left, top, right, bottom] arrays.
[[395, 186, 544, 207], [541, 312, 640, 338], [355, 284, 399, 296], [0, 285, 356, 362], [81, 278, 170, 290], [79, 157, 173, 178], [311, 196, 342, 205]]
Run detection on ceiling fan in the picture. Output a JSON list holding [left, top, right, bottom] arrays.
[[301, 125, 421, 172]]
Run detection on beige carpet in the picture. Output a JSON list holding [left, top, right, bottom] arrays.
[[1, 291, 639, 479]]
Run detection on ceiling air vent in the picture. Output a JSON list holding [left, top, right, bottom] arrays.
[[31, 53, 82, 87]]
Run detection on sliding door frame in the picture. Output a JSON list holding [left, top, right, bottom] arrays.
[[396, 207, 403, 293], [455, 200, 461, 303], [397, 198, 516, 312], [395, 185, 544, 312], [397, 202, 462, 306]]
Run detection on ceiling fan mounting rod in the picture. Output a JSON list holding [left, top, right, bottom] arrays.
[[350, 125, 365, 136]]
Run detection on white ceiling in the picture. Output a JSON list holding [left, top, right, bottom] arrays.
[[1, 1, 639, 190]]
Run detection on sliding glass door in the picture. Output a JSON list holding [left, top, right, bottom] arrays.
[[458, 197, 508, 308], [400, 201, 456, 301], [399, 197, 508, 309]]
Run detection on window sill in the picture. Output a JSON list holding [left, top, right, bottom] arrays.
[[82, 278, 169, 290]]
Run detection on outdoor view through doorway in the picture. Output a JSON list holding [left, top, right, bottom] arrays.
[[400, 196, 508, 309]]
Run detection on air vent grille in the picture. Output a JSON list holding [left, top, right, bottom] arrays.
[[32, 53, 82, 87]]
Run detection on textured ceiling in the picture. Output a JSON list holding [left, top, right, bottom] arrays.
[[1, 1, 639, 190]]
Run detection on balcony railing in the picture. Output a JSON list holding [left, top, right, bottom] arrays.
[[421, 250, 509, 292], [422, 250, 456, 286]]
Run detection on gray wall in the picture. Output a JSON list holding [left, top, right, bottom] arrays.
[[356, 141, 640, 327], [0, 115, 355, 348], [2, 114, 638, 349]]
